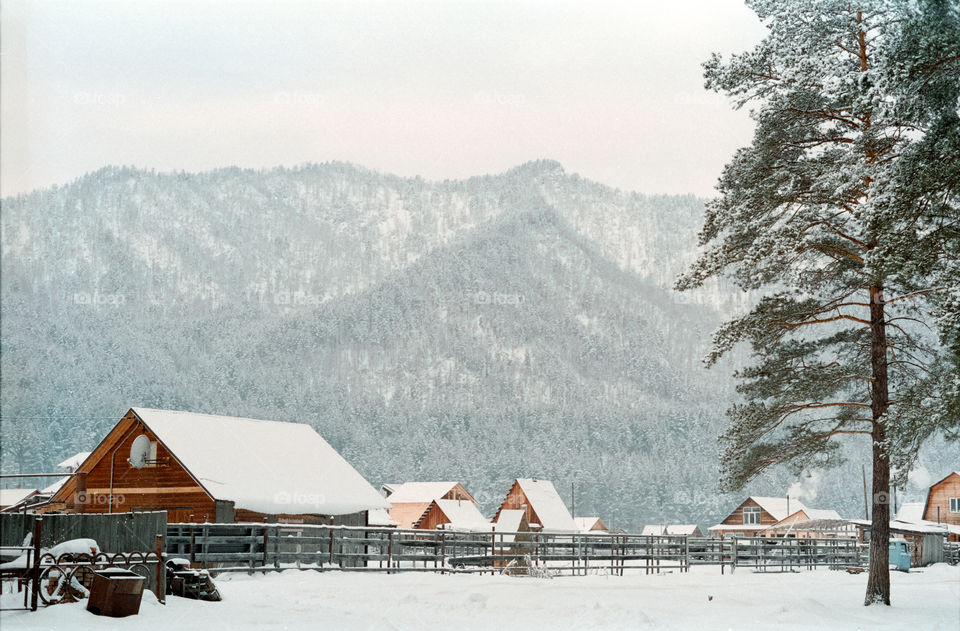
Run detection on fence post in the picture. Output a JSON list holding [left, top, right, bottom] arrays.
[[440, 531, 446, 574], [387, 531, 394, 574], [155, 534, 165, 604], [731, 537, 738, 573], [262, 527, 269, 572], [30, 517, 42, 612], [273, 526, 280, 570]]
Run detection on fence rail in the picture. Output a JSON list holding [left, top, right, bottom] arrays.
[[167, 523, 866, 576]]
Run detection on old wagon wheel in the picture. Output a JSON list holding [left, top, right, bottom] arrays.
[[37, 565, 90, 605]]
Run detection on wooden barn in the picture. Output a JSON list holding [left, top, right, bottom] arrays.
[[708, 496, 804, 537], [923, 471, 960, 541], [413, 499, 489, 531], [41, 408, 388, 524], [383, 482, 477, 529], [492, 478, 577, 532]]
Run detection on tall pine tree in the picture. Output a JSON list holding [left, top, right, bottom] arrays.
[[678, 0, 960, 605]]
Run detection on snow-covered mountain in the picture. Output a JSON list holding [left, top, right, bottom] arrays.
[[2, 161, 947, 527]]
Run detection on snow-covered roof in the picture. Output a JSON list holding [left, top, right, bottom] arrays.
[[434, 500, 489, 531], [0, 488, 38, 508], [132, 408, 388, 515], [367, 508, 398, 527], [896, 502, 926, 523], [494, 509, 526, 543], [383, 482, 460, 504], [800, 508, 842, 521], [57, 452, 91, 471], [575, 517, 606, 532], [708, 524, 768, 532], [641, 524, 700, 536], [41, 477, 70, 495], [516, 479, 577, 532], [851, 519, 954, 536], [749, 497, 807, 522]]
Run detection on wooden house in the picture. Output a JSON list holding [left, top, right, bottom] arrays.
[[413, 499, 489, 531], [492, 478, 577, 532], [383, 482, 477, 529], [923, 472, 960, 541], [575, 517, 608, 533], [708, 496, 805, 537], [41, 408, 388, 524], [641, 524, 702, 537]]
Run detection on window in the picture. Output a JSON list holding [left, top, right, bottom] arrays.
[[950, 498, 960, 513], [743, 506, 762, 525]]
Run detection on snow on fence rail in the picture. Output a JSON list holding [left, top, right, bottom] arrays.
[[166, 523, 867, 576]]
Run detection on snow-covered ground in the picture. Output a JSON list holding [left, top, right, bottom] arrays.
[[2, 564, 958, 630]]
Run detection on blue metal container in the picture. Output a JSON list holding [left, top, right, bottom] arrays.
[[889, 539, 911, 572]]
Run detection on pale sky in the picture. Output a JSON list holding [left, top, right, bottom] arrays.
[[0, 0, 767, 198]]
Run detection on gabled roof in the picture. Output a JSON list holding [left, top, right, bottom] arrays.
[[382, 482, 469, 504], [641, 524, 700, 536], [425, 499, 489, 531], [749, 496, 807, 522], [515, 478, 577, 532], [924, 472, 960, 516], [130, 408, 388, 515]]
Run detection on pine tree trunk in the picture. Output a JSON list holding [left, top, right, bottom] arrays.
[[865, 285, 891, 606]]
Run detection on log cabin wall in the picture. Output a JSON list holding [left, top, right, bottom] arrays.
[[494, 481, 541, 528]]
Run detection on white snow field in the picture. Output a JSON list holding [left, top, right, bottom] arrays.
[[2, 564, 958, 630]]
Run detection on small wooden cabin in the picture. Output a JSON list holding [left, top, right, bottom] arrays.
[[42, 408, 388, 524], [413, 499, 489, 531], [575, 517, 608, 533], [708, 496, 803, 537], [924, 472, 960, 541], [492, 478, 577, 532], [384, 482, 477, 529]]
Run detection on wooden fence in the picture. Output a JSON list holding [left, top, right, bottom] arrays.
[[0, 515, 165, 611], [167, 523, 866, 575], [0, 511, 167, 554]]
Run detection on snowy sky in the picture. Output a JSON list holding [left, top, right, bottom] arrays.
[[1, 0, 767, 198]]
